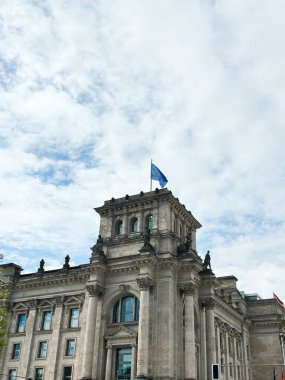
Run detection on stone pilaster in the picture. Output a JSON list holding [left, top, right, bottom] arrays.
[[181, 283, 197, 380], [105, 345, 113, 380], [22, 300, 37, 379], [81, 283, 104, 380], [200, 303, 207, 380], [136, 277, 154, 379], [47, 297, 64, 379], [131, 344, 138, 380]]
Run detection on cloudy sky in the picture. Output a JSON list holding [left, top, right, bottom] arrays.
[[1, 0, 285, 301]]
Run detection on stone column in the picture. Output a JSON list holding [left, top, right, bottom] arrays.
[[182, 283, 197, 380], [205, 298, 216, 380], [138, 209, 144, 232], [81, 284, 104, 380], [123, 211, 128, 235], [131, 344, 138, 380], [136, 277, 153, 379], [105, 345, 113, 380], [200, 304, 207, 380]]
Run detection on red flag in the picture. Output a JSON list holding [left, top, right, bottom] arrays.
[[281, 371, 285, 380], [273, 293, 284, 308]]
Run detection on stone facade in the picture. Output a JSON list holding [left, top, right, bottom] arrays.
[[0, 189, 284, 380]]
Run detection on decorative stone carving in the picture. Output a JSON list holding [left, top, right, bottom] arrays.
[[137, 277, 154, 291], [37, 259, 45, 274], [62, 255, 70, 270], [119, 284, 130, 294], [180, 282, 197, 296], [140, 228, 155, 254], [27, 299, 37, 309], [177, 232, 192, 256], [86, 284, 104, 297], [53, 296, 65, 307]]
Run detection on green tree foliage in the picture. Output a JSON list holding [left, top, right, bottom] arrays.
[[0, 275, 10, 350]]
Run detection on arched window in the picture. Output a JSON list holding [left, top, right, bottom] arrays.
[[145, 214, 153, 230], [130, 217, 138, 233], [112, 296, 140, 323], [116, 220, 123, 235], [173, 218, 177, 234]]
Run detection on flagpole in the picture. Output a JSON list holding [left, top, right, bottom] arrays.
[[150, 159, 152, 191]]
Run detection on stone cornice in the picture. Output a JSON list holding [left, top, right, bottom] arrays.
[[95, 189, 202, 229], [214, 296, 245, 321], [15, 269, 90, 290]]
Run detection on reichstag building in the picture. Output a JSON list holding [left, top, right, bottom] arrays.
[[1, 189, 284, 380]]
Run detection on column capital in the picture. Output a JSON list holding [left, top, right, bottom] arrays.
[[180, 282, 197, 296], [86, 283, 104, 297], [137, 277, 154, 291], [204, 297, 216, 310]]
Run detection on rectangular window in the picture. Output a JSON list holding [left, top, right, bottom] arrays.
[[69, 308, 79, 328], [220, 332, 223, 349], [66, 339, 76, 357], [221, 358, 224, 374], [11, 343, 21, 360], [35, 367, 44, 380], [16, 313, 26, 332], [246, 344, 250, 360], [229, 363, 233, 377], [8, 369, 17, 380], [228, 337, 232, 355], [42, 310, 52, 330], [38, 341, 48, 358], [63, 366, 72, 380]]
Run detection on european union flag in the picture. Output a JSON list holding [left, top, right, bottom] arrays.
[[151, 163, 168, 188]]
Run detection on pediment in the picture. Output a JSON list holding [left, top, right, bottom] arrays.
[[105, 326, 137, 340], [37, 299, 54, 308], [12, 302, 28, 311], [64, 295, 84, 306]]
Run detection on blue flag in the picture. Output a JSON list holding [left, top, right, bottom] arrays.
[[151, 163, 168, 188]]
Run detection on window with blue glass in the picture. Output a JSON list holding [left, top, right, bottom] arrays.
[[65, 339, 76, 357], [112, 296, 139, 323], [37, 341, 48, 358], [63, 366, 72, 380], [69, 308, 79, 328], [145, 214, 153, 230], [41, 310, 52, 330], [8, 369, 17, 380], [116, 220, 123, 235], [16, 313, 26, 333], [130, 217, 138, 233], [11, 343, 21, 360], [35, 367, 44, 380]]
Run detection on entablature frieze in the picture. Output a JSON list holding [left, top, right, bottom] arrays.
[[14, 271, 90, 290]]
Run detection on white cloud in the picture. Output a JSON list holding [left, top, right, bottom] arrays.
[[1, 0, 285, 301]]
